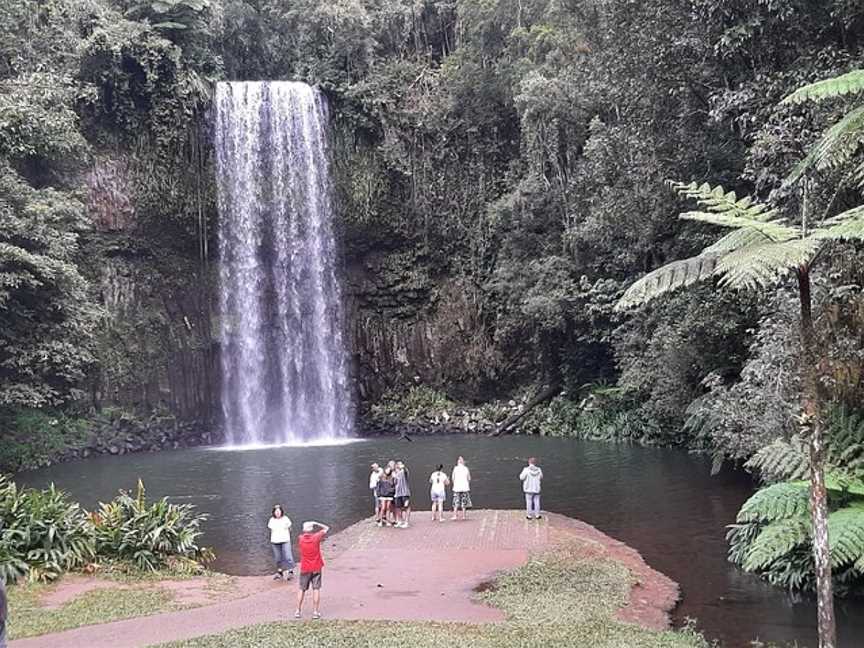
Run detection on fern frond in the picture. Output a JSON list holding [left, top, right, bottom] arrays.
[[615, 253, 720, 310], [745, 438, 809, 482], [782, 70, 864, 105], [715, 238, 819, 290], [827, 503, 864, 568], [737, 482, 810, 523], [814, 205, 864, 241], [702, 226, 774, 254], [669, 181, 781, 223], [787, 106, 864, 184], [742, 517, 811, 572], [828, 407, 864, 476], [681, 211, 800, 241]]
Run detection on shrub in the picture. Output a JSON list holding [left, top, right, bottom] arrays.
[[0, 409, 91, 473], [0, 476, 94, 583], [520, 390, 668, 444], [93, 480, 212, 573], [370, 387, 457, 422]]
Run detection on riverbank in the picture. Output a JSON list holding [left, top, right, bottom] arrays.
[[9, 510, 700, 648]]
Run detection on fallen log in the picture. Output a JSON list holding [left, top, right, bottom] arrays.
[[489, 383, 560, 436]]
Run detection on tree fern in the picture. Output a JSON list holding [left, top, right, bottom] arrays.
[[669, 181, 779, 222], [746, 438, 810, 482], [703, 227, 773, 254], [715, 238, 819, 290], [737, 482, 810, 523], [827, 503, 864, 569], [786, 106, 864, 183], [742, 517, 811, 571], [782, 70, 864, 105], [616, 253, 720, 308], [815, 204, 864, 240]]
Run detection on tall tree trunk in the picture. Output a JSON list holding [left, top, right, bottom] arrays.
[[797, 266, 837, 648]]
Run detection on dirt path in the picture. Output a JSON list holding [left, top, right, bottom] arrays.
[[10, 510, 679, 648]]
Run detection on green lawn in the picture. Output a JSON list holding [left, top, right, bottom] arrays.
[[161, 548, 708, 648], [7, 582, 176, 639]]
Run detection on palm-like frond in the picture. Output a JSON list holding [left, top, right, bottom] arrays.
[[737, 482, 810, 523], [703, 227, 774, 254], [681, 210, 800, 241], [715, 238, 819, 290], [827, 503, 864, 569], [743, 517, 811, 571], [815, 205, 864, 241], [782, 70, 864, 105], [616, 253, 720, 309], [746, 438, 810, 482], [787, 106, 864, 184], [669, 181, 781, 223]]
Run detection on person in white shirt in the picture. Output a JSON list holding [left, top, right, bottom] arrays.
[[450, 456, 472, 520], [429, 464, 449, 522], [519, 457, 544, 520], [369, 463, 383, 521], [268, 504, 294, 580]]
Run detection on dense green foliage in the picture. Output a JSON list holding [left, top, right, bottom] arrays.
[[728, 409, 864, 594], [0, 476, 210, 582], [3, 0, 864, 605], [93, 480, 212, 572]]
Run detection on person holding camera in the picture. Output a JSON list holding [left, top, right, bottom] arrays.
[[295, 520, 330, 620]]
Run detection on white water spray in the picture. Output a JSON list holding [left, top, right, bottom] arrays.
[[215, 81, 352, 445]]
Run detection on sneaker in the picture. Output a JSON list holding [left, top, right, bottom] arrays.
[[294, 610, 301, 619], [273, 572, 283, 581], [312, 611, 321, 620], [376, 521, 383, 527]]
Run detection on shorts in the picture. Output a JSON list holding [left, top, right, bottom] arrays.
[[299, 571, 322, 591], [394, 495, 410, 509], [378, 496, 393, 502], [453, 491, 472, 509], [431, 491, 446, 502]]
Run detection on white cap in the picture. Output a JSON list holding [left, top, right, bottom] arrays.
[[302, 521, 315, 532]]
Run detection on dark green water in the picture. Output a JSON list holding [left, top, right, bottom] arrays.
[[20, 436, 864, 646]]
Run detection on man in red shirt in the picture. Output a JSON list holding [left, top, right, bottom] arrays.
[[295, 520, 330, 619]]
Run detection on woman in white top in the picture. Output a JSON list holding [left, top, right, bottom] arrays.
[[268, 504, 294, 580], [429, 464, 450, 522], [451, 456, 472, 520]]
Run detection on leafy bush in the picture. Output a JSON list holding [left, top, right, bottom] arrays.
[[370, 387, 457, 422], [0, 476, 94, 583], [93, 480, 212, 573], [0, 477, 212, 582], [0, 409, 91, 473], [521, 391, 668, 444]]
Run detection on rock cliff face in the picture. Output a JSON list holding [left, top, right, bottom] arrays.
[[84, 155, 218, 425], [83, 148, 497, 430], [344, 248, 436, 402]]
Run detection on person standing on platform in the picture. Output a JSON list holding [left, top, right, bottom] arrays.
[[268, 504, 294, 580], [295, 520, 330, 620], [451, 456, 472, 520], [520, 457, 543, 520]]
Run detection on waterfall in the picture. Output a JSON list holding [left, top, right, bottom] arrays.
[[214, 81, 352, 446]]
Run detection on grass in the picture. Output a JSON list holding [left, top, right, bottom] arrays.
[[160, 547, 708, 648], [5, 570, 236, 639], [7, 582, 176, 639]]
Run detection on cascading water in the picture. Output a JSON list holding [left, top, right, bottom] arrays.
[[214, 81, 352, 446]]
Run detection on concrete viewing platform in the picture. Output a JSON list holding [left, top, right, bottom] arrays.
[[11, 510, 680, 648]]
